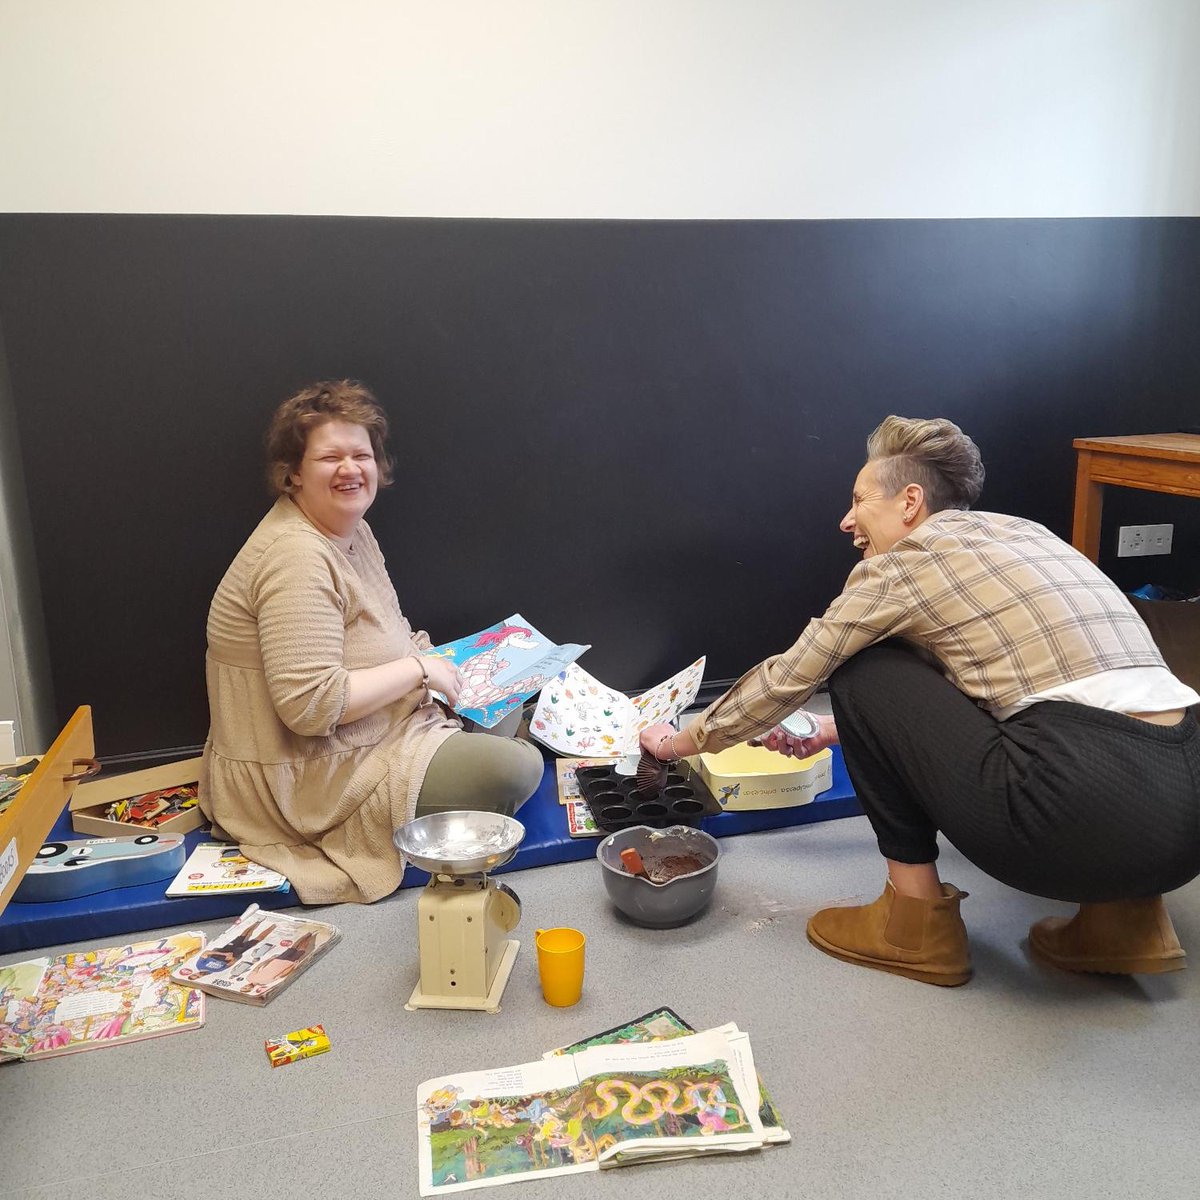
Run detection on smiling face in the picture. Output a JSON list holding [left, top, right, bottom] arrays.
[[839, 460, 927, 560], [289, 419, 379, 541]]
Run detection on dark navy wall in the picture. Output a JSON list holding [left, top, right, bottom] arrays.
[[1, 215, 1197, 755]]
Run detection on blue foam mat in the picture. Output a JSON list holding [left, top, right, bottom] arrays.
[[0, 750, 860, 955]]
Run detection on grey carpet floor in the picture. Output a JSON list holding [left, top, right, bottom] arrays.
[[2, 806, 1198, 1200]]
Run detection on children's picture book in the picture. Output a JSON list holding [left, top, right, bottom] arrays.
[[553, 758, 611, 806], [417, 1026, 768, 1194], [545, 1009, 790, 1145], [170, 903, 340, 1005], [429, 614, 590, 729], [564, 801, 598, 838], [544, 1007, 694, 1057], [529, 657, 706, 757], [165, 842, 291, 897], [0, 957, 49, 1058], [0, 933, 205, 1061], [0, 758, 39, 816], [553, 759, 610, 838]]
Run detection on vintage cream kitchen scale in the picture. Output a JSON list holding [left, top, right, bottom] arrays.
[[393, 811, 525, 1013]]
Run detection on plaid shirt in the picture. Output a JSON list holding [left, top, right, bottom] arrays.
[[689, 509, 1166, 752]]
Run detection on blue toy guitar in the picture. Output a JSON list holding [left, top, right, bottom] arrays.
[[12, 834, 187, 902]]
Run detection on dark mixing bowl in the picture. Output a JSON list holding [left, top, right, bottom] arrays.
[[596, 825, 720, 927]]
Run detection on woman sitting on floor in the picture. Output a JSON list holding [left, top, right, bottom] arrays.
[[641, 415, 1200, 986], [199, 380, 543, 904]]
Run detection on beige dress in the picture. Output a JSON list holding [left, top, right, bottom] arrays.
[[199, 496, 460, 903]]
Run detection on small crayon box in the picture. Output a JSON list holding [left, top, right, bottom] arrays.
[[265, 1024, 330, 1068]]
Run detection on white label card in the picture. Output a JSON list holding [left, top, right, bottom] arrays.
[[0, 838, 18, 894]]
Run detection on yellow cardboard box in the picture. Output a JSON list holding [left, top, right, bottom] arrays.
[[690, 744, 833, 811]]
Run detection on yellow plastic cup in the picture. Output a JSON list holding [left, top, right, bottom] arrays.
[[535, 927, 586, 1006]]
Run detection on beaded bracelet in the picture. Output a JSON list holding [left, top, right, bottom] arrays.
[[653, 732, 681, 763]]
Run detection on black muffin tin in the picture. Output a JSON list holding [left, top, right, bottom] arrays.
[[575, 763, 721, 832]]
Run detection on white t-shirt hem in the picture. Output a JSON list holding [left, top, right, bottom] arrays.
[[992, 666, 1199, 722]]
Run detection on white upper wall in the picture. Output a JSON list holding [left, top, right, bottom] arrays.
[[1, 0, 1199, 218]]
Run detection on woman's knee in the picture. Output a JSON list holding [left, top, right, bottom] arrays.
[[496, 739, 544, 808], [828, 640, 916, 701], [417, 733, 541, 818], [462, 735, 543, 814]]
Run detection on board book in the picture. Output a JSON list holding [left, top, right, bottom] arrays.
[[0, 932, 205, 1061], [170, 902, 339, 1005], [14, 833, 186, 903], [529, 656, 705, 757], [165, 841, 291, 896], [552, 758, 612, 838], [417, 1023, 774, 1194]]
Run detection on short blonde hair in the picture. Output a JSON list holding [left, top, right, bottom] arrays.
[[866, 415, 984, 512], [265, 380, 394, 496]]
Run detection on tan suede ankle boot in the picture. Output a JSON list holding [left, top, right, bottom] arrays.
[[806, 880, 972, 986], [1029, 896, 1186, 975]]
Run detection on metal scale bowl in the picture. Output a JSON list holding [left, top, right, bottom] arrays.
[[393, 811, 525, 1013]]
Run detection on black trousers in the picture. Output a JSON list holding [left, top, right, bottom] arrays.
[[827, 642, 1200, 903]]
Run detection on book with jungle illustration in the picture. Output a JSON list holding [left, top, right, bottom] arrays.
[[529, 657, 706, 757], [0, 933, 205, 1061], [545, 1008, 790, 1145], [416, 1025, 770, 1194], [429, 614, 590, 729], [544, 1006, 695, 1057], [170, 902, 340, 1006]]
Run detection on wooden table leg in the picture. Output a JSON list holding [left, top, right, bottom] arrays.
[[1071, 450, 1104, 562]]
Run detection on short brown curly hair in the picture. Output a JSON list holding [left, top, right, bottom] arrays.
[[866, 415, 985, 512], [265, 380, 394, 496]]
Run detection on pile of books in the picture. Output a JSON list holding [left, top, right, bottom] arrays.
[[0, 905, 340, 1062], [416, 1007, 787, 1194]]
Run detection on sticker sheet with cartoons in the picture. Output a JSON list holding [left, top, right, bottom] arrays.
[[530, 657, 705, 757]]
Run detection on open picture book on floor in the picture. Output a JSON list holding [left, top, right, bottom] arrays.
[[417, 1020, 783, 1195]]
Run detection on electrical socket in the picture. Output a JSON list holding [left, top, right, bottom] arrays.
[[1117, 524, 1174, 557]]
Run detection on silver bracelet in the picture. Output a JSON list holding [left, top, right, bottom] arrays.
[[411, 655, 431, 705]]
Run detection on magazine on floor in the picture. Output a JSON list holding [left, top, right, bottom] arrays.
[[165, 842, 291, 896], [169, 903, 339, 1005]]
